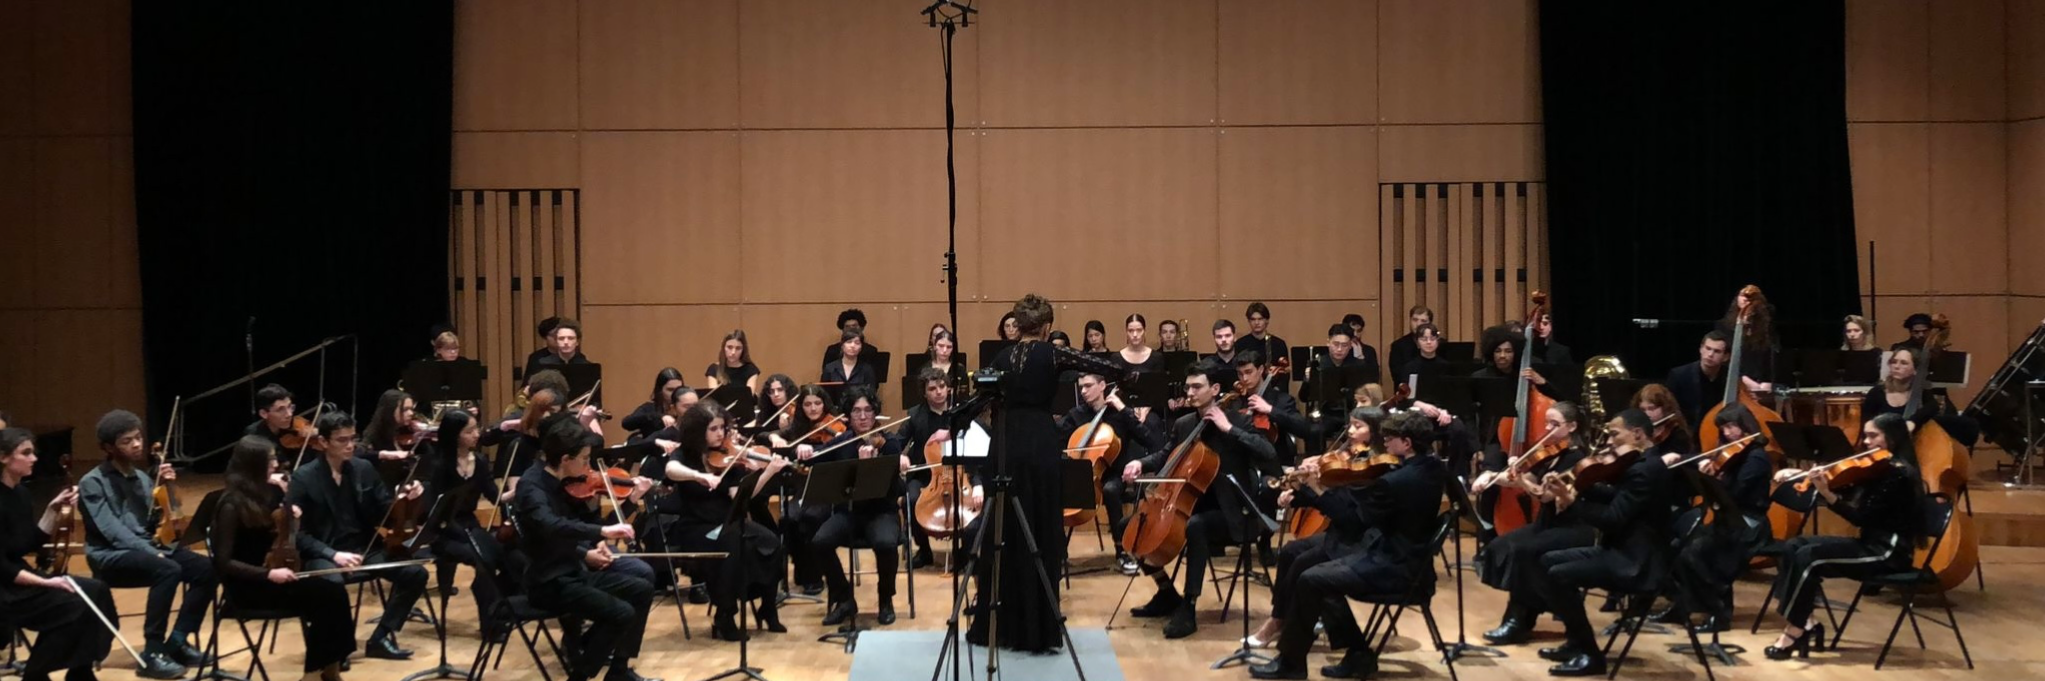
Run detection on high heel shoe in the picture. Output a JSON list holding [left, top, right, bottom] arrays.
[[1764, 623, 1823, 660], [757, 600, 787, 633], [711, 610, 749, 642]]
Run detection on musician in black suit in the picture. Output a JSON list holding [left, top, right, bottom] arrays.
[[1057, 370, 1165, 575], [514, 417, 659, 681], [1249, 411, 1448, 680], [1531, 409, 1674, 677], [286, 411, 427, 661], [1665, 330, 1733, 432], [1119, 359, 1278, 639]]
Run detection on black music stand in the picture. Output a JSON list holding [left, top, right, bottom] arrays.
[[1441, 478, 1506, 661], [977, 341, 1016, 370], [1593, 378, 1649, 417], [801, 457, 901, 651], [404, 359, 486, 405], [869, 352, 893, 385], [1442, 341, 1477, 363], [1665, 468, 1745, 668], [1161, 351, 1199, 378], [556, 363, 604, 405], [1122, 370, 1171, 413], [1290, 347, 1319, 382], [1928, 351, 1971, 386], [903, 352, 968, 379], [1415, 375, 1479, 423], [403, 492, 472, 681], [1537, 362, 1584, 405], [1211, 474, 1278, 670], [1059, 458, 1110, 582], [700, 384, 757, 426], [704, 469, 769, 681]]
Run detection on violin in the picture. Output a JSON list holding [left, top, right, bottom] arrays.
[[39, 454, 80, 574], [149, 442, 190, 547], [806, 417, 848, 444], [1783, 447, 1893, 493], [564, 466, 639, 501], [1672, 432, 1766, 472], [706, 444, 807, 476], [264, 501, 302, 571], [1553, 443, 1640, 493], [1234, 358, 1291, 442], [395, 418, 437, 449], [277, 416, 317, 451]]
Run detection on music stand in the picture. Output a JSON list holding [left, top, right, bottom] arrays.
[[977, 341, 1016, 370], [1415, 376, 1479, 423], [403, 359, 486, 405], [556, 363, 604, 404], [700, 384, 758, 426], [703, 469, 769, 681], [403, 492, 472, 681], [1442, 341, 1477, 363], [1291, 347, 1319, 382], [1121, 370, 1170, 413], [1537, 362, 1584, 405], [1052, 375, 1079, 416], [801, 457, 901, 651], [1928, 351, 1971, 387], [816, 383, 849, 411], [1665, 469, 1746, 667], [1441, 478, 1506, 661], [869, 352, 893, 385], [1839, 350, 1882, 385], [1593, 378, 1649, 418]]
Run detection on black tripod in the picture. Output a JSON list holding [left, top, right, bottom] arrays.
[[928, 380, 1087, 681]]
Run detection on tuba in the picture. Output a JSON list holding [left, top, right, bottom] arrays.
[[1581, 355, 1630, 445]]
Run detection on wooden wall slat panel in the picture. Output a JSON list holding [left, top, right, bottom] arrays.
[[535, 191, 559, 326], [508, 192, 531, 389], [1504, 183, 1525, 316], [1378, 185, 1399, 346], [1447, 184, 1470, 341]]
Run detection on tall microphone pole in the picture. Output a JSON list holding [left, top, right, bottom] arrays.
[[246, 316, 257, 412]]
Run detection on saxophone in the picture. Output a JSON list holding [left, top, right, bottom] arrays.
[[1581, 355, 1630, 427]]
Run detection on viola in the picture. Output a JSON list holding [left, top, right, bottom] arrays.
[[564, 467, 639, 500], [1235, 358, 1292, 442], [1554, 444, 1640, 493], [149, 442, 190, 547], [277, 416, 317, 451], [40, 454, 81, 573], [395, 419, 437, 449], [264, 501, 302, 571]]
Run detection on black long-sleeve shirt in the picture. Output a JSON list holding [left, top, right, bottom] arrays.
[[209, 491, 326, 583], [430, 449, 500, 530], [621, 401, 666, 442], [513, 462, 607, 585], [821, 358, 878, 387], [1860, 386, 1937, 430], [0, 480, 52, 587], [286, 456, 394, 560], [808, 428, 906, 516]]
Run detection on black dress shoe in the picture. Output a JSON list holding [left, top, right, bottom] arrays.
[[1689, 613, 1731, 634], [135, 650, 186, 680], [687, 585, 710, 604], [801, 582, 826, 596], [876, 600, 897, 625], [1549, 653, 1607, 677], [1538, 644, 1584, 662], [912, 547, 934, 569], [1246, 660, 1307, 679], [166, 638, 214, 667], [1764, 624, 1823, 660], [1321, 648, 1379, 679], [822, 600, 858, 627], [758, 601, 787, 633], [365, 631, 414, 660], [1162, 602, 1198, 639], [1482, 619, 1532, 645], [1131, 588, 1183, 618], [711, 611, 749, 642]]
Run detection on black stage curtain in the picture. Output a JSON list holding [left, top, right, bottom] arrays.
[[1540, 2, 1861, 376], [133, 4, 452, 465]]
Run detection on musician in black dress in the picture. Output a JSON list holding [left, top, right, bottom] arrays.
[[966, 294, 1128, 652], [795, 387, 907, 626], [767, 383, 836, 595], [1761, 413, 1924, 661], [1248, 411, 1448, 680], [1475, 402, 1595, 646], [620, 368, 686, 442], [1861, 347, 1937, 428], [0, 428, 119, 681], [821, 329, 879, 387], [657, 403, 787, 640], [1057, 370, 1165, 574], [426, 410, 527, 634], [1665, 404, 1773, 633], [209, 436, 354, 681], [1532, 409, 1675, 676], [1121, 358, 1279, 640], [704, 330, 762, 392], [1117, 314, 1165, 376]]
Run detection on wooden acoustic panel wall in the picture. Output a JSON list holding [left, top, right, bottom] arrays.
[[1378, 182, 1546, 343], [450, 189, 581, 415]]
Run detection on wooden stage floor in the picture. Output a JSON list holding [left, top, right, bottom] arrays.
[[74, 476, 2031, 681]]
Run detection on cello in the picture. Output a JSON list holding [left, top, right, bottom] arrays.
[[1906, 316, 1979, 592], [1120, 391, 1232, 569], [1061, 388, 1124, 529], [1492, 292, 1557, 536], [913, 424, 982, 540]]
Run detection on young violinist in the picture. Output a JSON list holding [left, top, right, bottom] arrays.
[[654, 402, 788, 640], [1664, 404, 1774, 633], [1761, 413, 1924, 661], [765, 382, 838, 594], [491, 370, 603, 492], [514, 416, 660, 681], [1474, 402, 1595, 646], [794, 387, 910, 626], [704, 330, 762, 393], [210, 436, 355, 681], [1236, 351, 1313, 458], [1527, 409, 1675, 677], [1248, 410, 1448, 680], [1083, 320, 1111, 353], [0, 427, 121, 681], [1841, 315, 1876, 352], [1157, 318, 1188, 353], [1116, 314, 1163, 375], [1665, 330, 1733, 433], [77, 410, 214, 677], [620, 368, 685, 442], [426, 409, 527, 636], [1386, 305, 1436, 384], [1244, 406, 1385, 651], [823, 309, 884, 365], [821, 329, 879, 388], [1120, 359, 1278, 639], [1862, 347, 1937, 428], [286, 411, 428, 660], [752, 374, 798, 434], [244, 383, 302, 458], [362, 389, 429, 467], [1057, 371, 1165, 575], [1240, 302, 1290, 383]]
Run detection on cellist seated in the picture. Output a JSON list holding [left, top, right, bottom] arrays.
[[1118, 360, 1277, 640], [78, 410, 216, 677]]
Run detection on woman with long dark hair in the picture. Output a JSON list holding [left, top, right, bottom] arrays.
[[1762, 413, 1924, 660], [658, 403, 787, 639], [209, 436, 355, 679], [621, 368, 686, 442], [753, 374, 798, 433], [427, 410, 526, 634], [1117, 314, 1163, 375]]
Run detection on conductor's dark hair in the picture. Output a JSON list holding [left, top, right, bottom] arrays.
[[256, 384, 293, 410], [837, 309, 868, 330], [96, 409, 143, 446], [315, 410, 356, 439]]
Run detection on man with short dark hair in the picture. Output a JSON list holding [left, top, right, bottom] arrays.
[[524, 319, 595, 397], [1386, 305, 1436, 383], [516, 417, 660, 681], [286, 411, 428, 660], [1893, 312, 1934, 351], [79, 410, 215, 677], [1666, 330, 1734, 429], [1205, 319, 1240, 366], [244, 383, 298, 456], [1118, 359, 1278, 639], [1239, 303, 1289, 382], [1058, 371, 1164, 574]]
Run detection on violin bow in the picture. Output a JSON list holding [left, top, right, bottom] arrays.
[[291, 401, 330, 471]]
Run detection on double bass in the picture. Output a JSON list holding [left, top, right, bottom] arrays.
[[1700, 289, 1796, 551], [1120, 391, 1233, 569], [1492, 292, 1557, 536], [1906, 316, 1978, 592]]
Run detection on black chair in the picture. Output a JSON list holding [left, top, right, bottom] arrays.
[[1351, 510, 1461, 681], [468, 595, 568, 681], [1829, 493, 1974, 670], [1595, 544, 1715, 680], [843, 506, 917, 620], [195, 593, 298, 681]]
